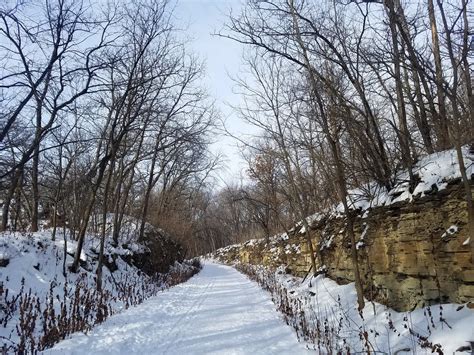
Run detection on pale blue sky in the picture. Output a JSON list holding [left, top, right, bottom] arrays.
[[174, 0, 253, 186]]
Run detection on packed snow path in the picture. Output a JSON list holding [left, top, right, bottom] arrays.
[[45, 262, 309, 354]]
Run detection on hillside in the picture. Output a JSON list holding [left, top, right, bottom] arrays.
[[0, 221, 200, 353]]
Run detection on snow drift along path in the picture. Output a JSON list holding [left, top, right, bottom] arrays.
[[44, 262, 310, 355]]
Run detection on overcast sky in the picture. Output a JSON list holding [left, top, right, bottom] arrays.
[[174, 0, 253, 187]]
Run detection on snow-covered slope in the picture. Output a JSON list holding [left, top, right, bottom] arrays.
[[235, 263, 474, 354], [325, 146, 473, 218], [0, 227, 197, 353]]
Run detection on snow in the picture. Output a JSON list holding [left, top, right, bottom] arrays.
[[0, 230, 146, 298], [300, 147, 474, 222], [0, 227, 188, 352], [44, 262, 310, 355], [356, 224, 369, 250], [284, 243, 301, 254], [215, 232, 295, 258], [268, 265, 474, 354], [441, 225, 459, 239], [320, 234, 335, 250]]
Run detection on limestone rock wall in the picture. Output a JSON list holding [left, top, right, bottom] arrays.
[[214, 182, 474, 311]]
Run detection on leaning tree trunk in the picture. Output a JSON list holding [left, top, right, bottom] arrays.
[[1, 169, 22, 231], [385, 0, 415, 187], [289, 0, 365, 311], [96, 162, 114, 291], [428, 0, 450, 149], [71, 156, 110, 273]]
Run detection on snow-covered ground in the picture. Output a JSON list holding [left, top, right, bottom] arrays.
[[0, 228, 193, 352], [323, 146, 474, 220], [44, 262, 310, 355], [236, 263, 474, 354], [0, 229, 154, 303], [42, 260, 474, 354]]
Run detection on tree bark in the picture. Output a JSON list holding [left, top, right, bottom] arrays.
[[289, 0, 365, 309], [385, 0, 414, 186], [427, 0, 450, 149], [96, 162, 114, 291]]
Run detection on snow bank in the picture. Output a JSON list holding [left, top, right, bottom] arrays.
[[304, 146, 474, 221], [0, 229, 200, 353], [235, 263, 474, 354]]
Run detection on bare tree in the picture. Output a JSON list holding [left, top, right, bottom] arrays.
[[0, 0, 112, 231]]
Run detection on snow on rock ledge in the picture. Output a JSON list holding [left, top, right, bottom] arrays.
[[213, 148, 474, 312]]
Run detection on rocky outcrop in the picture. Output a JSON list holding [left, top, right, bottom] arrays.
[[123, 229, 184, 275], [214, 181, 474, 312]]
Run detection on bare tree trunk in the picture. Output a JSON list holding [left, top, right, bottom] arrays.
[[427, 0, 450, 149], [31, 144, 40, 232], [385, 0, 414, 186], [111, 159, 126, 245], [62, 219, 68, 277], [138, 152, 160, 242], [437, 0, 474, 254], [97, 162, 114, 291], [328, 111, 366, 312], [51, 150, 72, 241], [460, 0, 474, 144], [452, 116, 474, 257], [112, 129, 146, 244], [1, 170, 22, 231], [13, 177, 24, 231], [384, 0, 441, 153], [278, 133, 318, 275], [51, 204, 58, 241], [71, 156, 110, 273], [289, 0, 364, 309], [31, 94, 48, 233], [51, 149, 65, 241], [407, 65, 434, 154]]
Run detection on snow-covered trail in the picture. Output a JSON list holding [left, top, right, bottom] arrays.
[[44, 262, 310, 354]]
